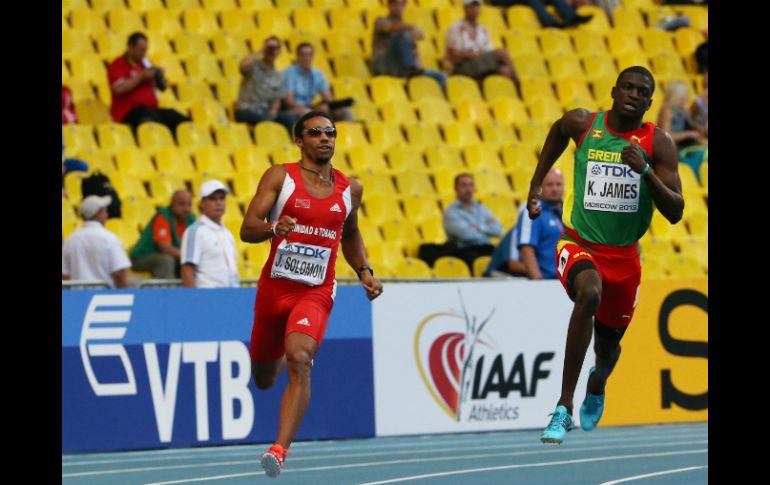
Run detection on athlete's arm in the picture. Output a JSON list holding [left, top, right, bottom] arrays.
[[181, 263, 196, 288], [528, 109, 592, 219], [622, 127, 684, 224], [519, 246, 543, 280], [341, 178, 383, 301], [112, 269, 128, 288], [240, 165, 297, 243]]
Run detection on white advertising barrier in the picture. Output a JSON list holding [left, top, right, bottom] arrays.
[[372, 280, 593, 436]]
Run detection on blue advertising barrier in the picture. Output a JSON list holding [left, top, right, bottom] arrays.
[[62, 287, 374, 452]]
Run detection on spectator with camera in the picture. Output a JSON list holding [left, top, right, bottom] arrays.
[[107, 32, 190, 136]]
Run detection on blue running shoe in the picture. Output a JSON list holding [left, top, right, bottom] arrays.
[[580, 366, 605, 431], [541, 405, 574, 444]]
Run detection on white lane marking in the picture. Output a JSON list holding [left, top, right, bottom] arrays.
[[598, 466, 708, 484], [355, 450, 708, 485]]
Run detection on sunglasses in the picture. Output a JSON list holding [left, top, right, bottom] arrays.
[[304, 127, 337, 137]]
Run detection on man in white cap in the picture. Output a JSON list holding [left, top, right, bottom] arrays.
[[62, 195, 131, 288], [180, 180, 240, 288]]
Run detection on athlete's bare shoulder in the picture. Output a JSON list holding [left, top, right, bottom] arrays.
[[560, 108, 595, 139], [259, 163, 288, 190], [347, 175, 363, 205]]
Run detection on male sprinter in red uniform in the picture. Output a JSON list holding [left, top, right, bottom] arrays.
[[240, 111, 383, 476], [528, 67, 685, 444]]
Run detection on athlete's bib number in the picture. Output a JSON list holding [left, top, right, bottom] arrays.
[[270, 239, 331, 286], [583, 161, 641, 213]]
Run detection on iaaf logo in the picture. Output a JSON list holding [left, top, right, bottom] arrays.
[[414, 291, 555, 422]]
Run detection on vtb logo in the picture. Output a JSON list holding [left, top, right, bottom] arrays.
[[414, 291, 495, 421]]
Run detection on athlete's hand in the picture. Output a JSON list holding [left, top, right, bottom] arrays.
[[361, 272, 383, 301], [273, 216, 297, 237], [527, 186, 542, 220], [621, 143, 647, 174]]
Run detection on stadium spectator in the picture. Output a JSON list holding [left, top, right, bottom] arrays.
[[180, 180, 240, 288], [62, 85, 78, 124], [489, 0, 593, 28], [690, 71, 708, 137], [280, 43, 352, 123], [108, 32, 190, 136], [443, 173, 504, 271], [445, 0, 520, 88], [235, 36, 293, 133], [130, 190, 196, 279], [657, 80, 706, 152], [371, 0, 447, 89], [486, 169, 565, 279], [62, 195, 131, 288]]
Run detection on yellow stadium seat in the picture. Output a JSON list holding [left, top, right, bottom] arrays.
[[184, 55, 224, 83], [668, 254, 705, 279], [420, 215, 446, 245], [239, 0, 274, 11], [473, 255, 491, 277], [110, 172, 151, 200], [331, 54, 371, 79], [246, 243, 272, 268], [172, 33, 212, 60], [699, 161, 708, 190], [414, 98, 455, 125], [519, 78, 555, 104], [650, 53, 687, 78], [581, 53, 617, 83], [490, 96, 529, 125], [674, 27, 705, 58], [501, 143, 538, 171], [402, 6, 437, 37], [105, 218, 142, 250], [615, 52, 652, 72], [363, 194, 403, 225], [607, 31, 643, 57], [189, 99, 228, 126], [63, 0, 90, 12], [367, 122, 407, 152], [154, 146, 197, 179], [255, 121, 294, 151], [94, 32, 125, 63], [556, 78, 593, 104], [355, 169, 399, 197], [293, 7, 331, 35], [513, 54, 549, 79], [127, 0, 163, 12], [516, 121, 550, 149], [146, 9, 184, 38], [480, 120, 518, 149], [506, 5, 541, 30], [351, 101, 381, 124], [148, 172, 187, 205], [401, 194, 442, 224], [392, 257, 432, 278], [213, 123, 252, 150], [575, 5, 611, 32], [678, 236, 707, 272], [464, 144, 503, 171], [548, 55, 586, 82], [539, 29, 574, 57], [348, 146, 391, 173], [380, 100, 418, 125], [382, 218, 423, 256], [70, 54, 107, 85], [455, 98, 492, 123], [122, 197, 158, 227], [68, 79, 96, 104], [115, 147, 156, 181], [232, 172, 262, 204], [193, 146, 236, 179], [176, 80, 213, 105], [408, 75, 445, 102], [202, 0, 237, 10], [676, 5, 707, 31], [613, 6, 646, 31], [502, 30, 540, 59], [182, 8, 221, 37], [330, 77, 370, 103], [365, 242, 402, 276], [105, 9, 144, 35], [527, 96, 563, 124], [76, 147, 118, 175], [148, 52, 186, 85], [432, 169, 460, 199], [233, 146, 271, 174], [685, 210, 707, 239], [70, 8, 108, 36], [166, 0, 202, 8], [406, 123, 444, 151], [415, 0, 452, 7], [334, 121, 368, 148], [63, 125, 98, 155], [640, 29, 676, 56], [270, 146, 296, 165], [329, 8, 367, 35], [425, 145, 465, 174], [650, 210, 689, 245], [641, 256, 668, 280], [387, 146, 426, 173], [434, 256, 471, 278], [211, 33, 249, 59], [442, 120, 481, 148], [483, 75, 517, 104], [96, 122, 136, 153], [370, 76, 410, 106], [572, 30, 609, 56], [64, 172, 87, 203], [396, 172, 436, 198], [62, 31, 95, 61], [480, 192, 519, 228], [473, 167, 512, 197], [447, 75, 482, 104], [75, 99, 113, 125], [324, 32, 365, 57], [176, 122, 214, 150], [310, 0, 344, 7], [256, 8, 295, 38], [590, 75, 617, 103], [679, 162, 704, 199], [214, 77, 240, 107], [435, 5, 464, 32]]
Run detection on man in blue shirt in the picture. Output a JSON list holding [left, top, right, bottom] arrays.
[[280, 43, 352, 124], [443, 173, 504, 271], [486, 168, 564, 278]]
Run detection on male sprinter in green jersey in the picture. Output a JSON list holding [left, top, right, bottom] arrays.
[[531, 66, 684, 444]]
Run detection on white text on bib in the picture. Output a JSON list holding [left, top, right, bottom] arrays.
[[583, 161, 641, 213], [270, 239, 331, 286]]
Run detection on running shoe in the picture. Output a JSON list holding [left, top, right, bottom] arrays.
[[580, 366, 605, 432], [541, 404, 574, 444], [261, 443, 288, 478]]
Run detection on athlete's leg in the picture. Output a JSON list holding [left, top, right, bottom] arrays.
[[587, 321, 623, 395], [274, 331, 318, 448], [557, 264, 602, 414], [252, 357, 287, 390]]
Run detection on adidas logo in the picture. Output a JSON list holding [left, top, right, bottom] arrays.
[[296, 317, 310, 326], [329, 203, 342, 212]]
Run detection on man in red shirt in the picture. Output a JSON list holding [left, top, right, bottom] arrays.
[[107, 32, 189, 136], [130, 190, 196, 279]]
